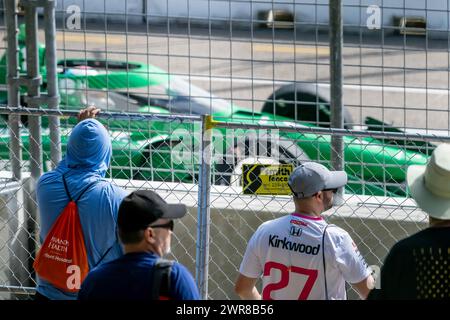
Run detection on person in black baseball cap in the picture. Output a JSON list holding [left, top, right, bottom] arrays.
[[78, 190, 200, 300]]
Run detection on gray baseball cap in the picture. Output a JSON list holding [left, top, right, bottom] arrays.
[[288, 162, 348, 198]]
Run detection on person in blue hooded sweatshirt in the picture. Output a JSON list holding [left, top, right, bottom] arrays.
[[34, 106, 128, 300]]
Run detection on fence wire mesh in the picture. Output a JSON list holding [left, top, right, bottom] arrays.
[[204, 121, 443, 299], [0, 109, 204, 299], [0, 0, 449, 300]]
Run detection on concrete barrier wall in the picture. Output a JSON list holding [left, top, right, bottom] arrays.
[[50, 0, 450, 36]]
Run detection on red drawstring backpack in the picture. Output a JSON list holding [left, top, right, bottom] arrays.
[[33, 175, 111, 293]]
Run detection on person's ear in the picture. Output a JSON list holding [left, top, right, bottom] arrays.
[[315, 191, 324, 201], [144, 228, 156, 244]]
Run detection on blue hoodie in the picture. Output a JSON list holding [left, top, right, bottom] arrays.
[[36, 119, 128, 300]]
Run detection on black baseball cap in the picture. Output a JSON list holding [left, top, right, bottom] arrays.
[[118, 190, 187, 232]]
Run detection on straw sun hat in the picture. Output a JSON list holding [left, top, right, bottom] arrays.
[[407, 143, 450, 220]]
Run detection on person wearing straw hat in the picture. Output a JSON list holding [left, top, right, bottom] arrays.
[[369, 143, 450, 300]]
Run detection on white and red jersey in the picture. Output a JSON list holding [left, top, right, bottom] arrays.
[[239, 213, 371, 300]]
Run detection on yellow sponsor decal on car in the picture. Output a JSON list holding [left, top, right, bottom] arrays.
[[242, 164, 293, 195]]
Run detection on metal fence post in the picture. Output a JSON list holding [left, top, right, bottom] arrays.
[[24, 2, 43, 180], [44, 0, 61, 168], [142, 0, 148, 24], [5, 0, 22, 181], [4, 0, 29, 297], [23, 0, 43, 283], [195, 115, 213, 300], [329, 0, 345, 204]]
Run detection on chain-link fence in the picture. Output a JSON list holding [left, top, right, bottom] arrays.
[[1, 107, 447, 300], [0, 108, 206, 299], [0, 0, 449, 300], [0, 107, 444, 300], [202, 118, 448, 299]]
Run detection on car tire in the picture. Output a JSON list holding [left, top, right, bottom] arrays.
[[262, 83, 354, 129]]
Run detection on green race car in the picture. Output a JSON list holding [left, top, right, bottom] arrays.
[[0, 28, 429, 197]]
